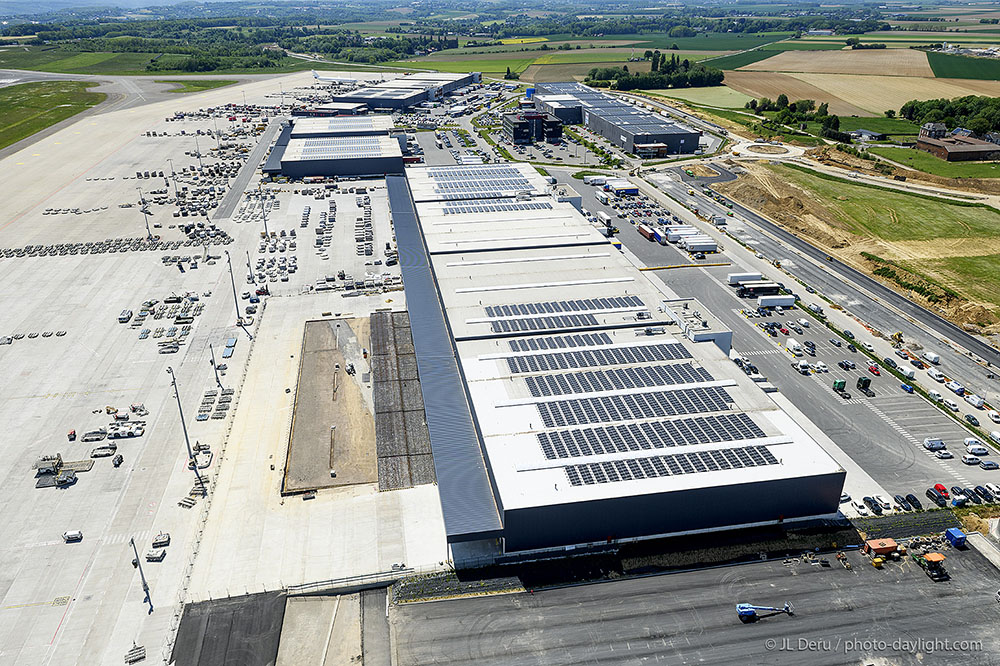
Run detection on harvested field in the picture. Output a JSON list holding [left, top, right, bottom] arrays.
[[739, 49, 933, 76], [788, 73, 1000, 114], [721, 71, 872, 117], [644, 85, 752, 108]]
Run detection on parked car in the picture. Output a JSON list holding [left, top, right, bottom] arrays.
[[934, 483, 950, 498], [868, 364, 881, 376], [894, 494, 912, 511], [829, 338, 842, 347], [966, 414, 981, 427], [926, 487, 947, 507], [905, 493, 923, 511], [936, 450, 954, 459], [981, 460, 999, 471]]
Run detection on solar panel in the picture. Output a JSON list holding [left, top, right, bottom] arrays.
[[505, 343, 691, 373], [488, 297, 644, 323], [535, 387, 734, 428], [491, 314, 599, 334], [524, 363, 713, 397], [563, 445, 778, 486], [508, 332, 613, 352]]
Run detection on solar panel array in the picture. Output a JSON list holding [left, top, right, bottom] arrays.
[[443, 201, 552, 215], [536, 386, 734, 428], [485, 296, 643, 319], [537, 413, 765, 459], [509, 332, 612, 352], [426, 166, 533, 198], [564, 445, 779, 486], [525, 363, 713, 397], [491, 314, 598, 333], [506, 343, 690, 373]]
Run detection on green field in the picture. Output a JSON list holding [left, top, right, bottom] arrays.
[[392, 57, 535, 74], [703, 50, 778, 70], [929, 254, 1000, 309], [156, 79, 238, 93], [759, 41, 847, 51], [645, 86, 753, 108], [868, 145, 1000, 178], [773, 163, 1000, 241], [0, 80, 105, 150], [603, 32, 791, 51], [926, 51, 1000, 79]]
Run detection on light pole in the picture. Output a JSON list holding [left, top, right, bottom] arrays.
[[129, 537, 153, 614], [213, 117, 221, 150], [167, 158, 179, 197], [166, 366, 202, 486], [209, 343, 224, 389], [137, 187, 153, 241], [194, 135, 204, 170], [246, 250, 255, 284], [261, 199, 269, 238], [225, 251, 251, 338]]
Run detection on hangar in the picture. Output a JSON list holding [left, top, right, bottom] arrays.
[[388, 164, 845, 559], [334, 72, 481, 110]]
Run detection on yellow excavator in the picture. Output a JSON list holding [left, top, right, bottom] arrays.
[[891, 331, 904, 349]]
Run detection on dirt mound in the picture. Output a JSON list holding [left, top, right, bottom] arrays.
[[715, 163, 1000, 333]]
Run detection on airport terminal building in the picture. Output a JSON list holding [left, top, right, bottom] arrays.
[[389, 164, 845, 559], [533, 82, 701, 154]]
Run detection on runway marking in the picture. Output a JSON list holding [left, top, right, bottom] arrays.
[[2, 597, 69, 611]]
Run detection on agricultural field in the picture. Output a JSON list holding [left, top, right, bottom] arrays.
[[156, 79, 238, 93], [704, 50, 780, 70], [758, 41, 847, 51], [786, 73, 1000, 114], [0, 47, 177, 74], [721, 71, 871, 116], [868, 146, 1000, 179], [643, 86, 753, 108], [738, 49, 934, 76], [391, 56, 535, 75], [601, 32, 791, 51], [926, 51, 1000, 79], [0, 80, 105, 150], [520, 60, 651, 82]]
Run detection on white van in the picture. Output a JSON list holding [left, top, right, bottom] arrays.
[[943, 398, 959, 411], [927, 367, 945, 382], [923, 437, 946, 451], [797, 318, 810, 328], [989, 410, 1000, 424], [990, 431, 1000, 446], [967, 444, 989, 457], [962, 454, 981, 466], [928, 390, 943, 402], [922, 351, 941, 364]]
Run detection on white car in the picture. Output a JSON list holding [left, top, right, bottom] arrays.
[[874, 495, 892, 510], [815, 362, 828, 373], [797, 318, 810, 328], [851, 501, 869, 516]]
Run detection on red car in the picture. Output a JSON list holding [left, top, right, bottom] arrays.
[[868, 364, 881, 376], [779, 327, 789, 335], [934, 483, 950, 499]]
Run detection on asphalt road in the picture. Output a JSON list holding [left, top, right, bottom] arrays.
[[647, 168, 1000, 410], [392, 547, 1000, 665], [214, 120, 282, 220], [660, 165, 1000, 379]]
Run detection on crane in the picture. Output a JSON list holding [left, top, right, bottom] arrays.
[[736, 602, 794, 623]]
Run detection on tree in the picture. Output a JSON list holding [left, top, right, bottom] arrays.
[[746, 98, 758, 110], [884, 109, 896, 118], [817, 102, 828, 117], [670, 43, 679, 50], [651, 51, 660, 72], [776, 93, 788, 109], [643, 49, 653, 59], [845, 37, 861, 46], [622, 64, 629, 74], [968, 116, 991, 136]]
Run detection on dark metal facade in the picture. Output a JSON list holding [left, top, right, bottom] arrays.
[[386, 176, 503, 542]]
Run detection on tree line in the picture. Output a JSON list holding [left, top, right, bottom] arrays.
[[899, 95, 1000, 136], [586, 59, 724, 90]]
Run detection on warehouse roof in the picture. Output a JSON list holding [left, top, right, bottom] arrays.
[[281, 135, 402, 162], [290, 116, 394, 137], [399, 164, 843, 526]]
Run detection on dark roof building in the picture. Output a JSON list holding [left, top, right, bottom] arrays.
[[502, 111, 563, 144], [533, 82, 701, 155], [916, 134, 1000, 162]]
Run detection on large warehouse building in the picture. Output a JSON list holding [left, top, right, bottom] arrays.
[[264, 116, 404, 178], [334, 72, 481, 110], [388, 163, 845, 559], [533, 82, 701, 154]]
